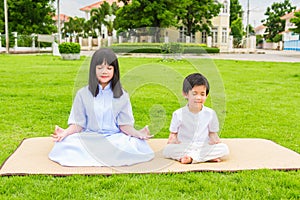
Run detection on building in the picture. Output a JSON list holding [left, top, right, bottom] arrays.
[[209, 0, 230, 50], [80, 0, 123, 20], [79, 0, 230, 51], [280, 8, 300, 51], [254, 25, 267, 36]]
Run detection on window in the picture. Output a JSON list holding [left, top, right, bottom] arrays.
[[179, 26, 185, 42], [222, 27, 227, 43], [223, 1, 228, 14], [201, 31, 207, 44], [179, 26, 195, 43], [212, 27, 218, 44]]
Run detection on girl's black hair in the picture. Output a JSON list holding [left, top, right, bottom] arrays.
[[183, 73, 210, 95], [88, 48, 123, 98]]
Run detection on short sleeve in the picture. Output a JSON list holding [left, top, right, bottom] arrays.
[[68, 90, 87, 129], [169, 110, 181, 133], [208, 110, 219, 133], [115, 92, 134, 126]]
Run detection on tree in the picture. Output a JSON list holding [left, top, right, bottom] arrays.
[[262, 0, 296, 42], [115, 0, 182, 41], [290, 11, 300, 34], [0, 5, 4, 33], [90, 6, 106, 36], [230, 0, 243, 27], [245, 24, 255, 35], [0, 0, 57, 35], [177, 0, 222, 36], [90, 1, 119, 37], [230, 17, 243, 47], [61, 17, 85, 38]]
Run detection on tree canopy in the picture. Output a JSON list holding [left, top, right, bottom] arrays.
[[230, 0, 243, 27], [230, 17, 243, 47], [115, 0, 221, 40], [115, 0, 181, 30], [0, 0, 57, 35], [177, 0, 221, 36], [61, 17, 85, 38], [115, 0, 182, 41], [262, 0, 296, 41], [90, 1, 119, 36], [290, 11, 300, 34]]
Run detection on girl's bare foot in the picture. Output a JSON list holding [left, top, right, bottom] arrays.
[[208, 158, 221, 162], [180, 155, 193, 164]]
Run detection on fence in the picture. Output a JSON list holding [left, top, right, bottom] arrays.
[[0, 33, 53, 53], [284, 40, 300, 51]]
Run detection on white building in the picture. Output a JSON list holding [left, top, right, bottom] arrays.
[[280, 9, 300, 51]]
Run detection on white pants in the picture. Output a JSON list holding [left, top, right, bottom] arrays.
[[163, 142, 229, 163]]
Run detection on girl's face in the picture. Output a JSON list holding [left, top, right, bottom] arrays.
[[96, 62, 114, 88], [183, 85, 208, 112]]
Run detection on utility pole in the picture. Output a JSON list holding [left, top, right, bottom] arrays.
[[4, 0, 9, 53], [246, 0, 250, 47], [57, 0, 61, 44]]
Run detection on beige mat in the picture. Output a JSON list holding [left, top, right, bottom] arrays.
[[1, 137, 300, 176]]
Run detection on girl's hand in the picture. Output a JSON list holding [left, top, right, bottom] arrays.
[[167, 132, 180, 144], [51, 125, 68, 142], [119, 125, 153, 140], [137, 125, 153, 140]]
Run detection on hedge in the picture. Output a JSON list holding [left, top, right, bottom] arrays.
[[110, 43, 219, 54]]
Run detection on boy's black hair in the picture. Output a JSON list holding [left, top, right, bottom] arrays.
[[88, 48, 123, 98], [183, 73, 210, 95]]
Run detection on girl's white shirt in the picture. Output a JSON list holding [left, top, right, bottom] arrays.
[[68, 83, 134, 134]]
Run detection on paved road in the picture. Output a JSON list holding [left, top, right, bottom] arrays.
[[200, 50, 300, 62], [81, 49, 300, 63]]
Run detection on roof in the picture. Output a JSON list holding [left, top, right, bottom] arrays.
[[80, 0, 123, 12], [52, 14, 70, 22], [254, 25, 266, 32], [280, 8, 300, 20]]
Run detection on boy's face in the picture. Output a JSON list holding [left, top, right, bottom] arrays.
[[183, 85, 208, 110]]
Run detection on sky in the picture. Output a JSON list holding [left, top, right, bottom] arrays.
[[57, 0, 300, 28]]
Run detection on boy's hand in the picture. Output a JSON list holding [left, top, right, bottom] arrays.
[[167, 133, 180, 144], [209, 132, 220, 145]]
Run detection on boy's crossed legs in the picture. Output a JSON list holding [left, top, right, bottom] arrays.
[[163, 142, 229, 164]]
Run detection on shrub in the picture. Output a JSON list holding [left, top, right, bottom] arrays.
[[161, 43, 184, 54], [58, 42, 81, 54], [256, 35, 264, 45]]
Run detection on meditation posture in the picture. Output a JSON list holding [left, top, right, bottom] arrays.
[[163, 73, 229, 164], [49, 48, 154, 166]]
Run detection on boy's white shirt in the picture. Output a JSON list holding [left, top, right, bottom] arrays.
[[169, 104, 219, 144]]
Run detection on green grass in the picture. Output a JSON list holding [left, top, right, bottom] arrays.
[[0, 54, 299, 199]]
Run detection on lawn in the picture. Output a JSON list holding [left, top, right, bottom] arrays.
[[0, 54, 299, 199]]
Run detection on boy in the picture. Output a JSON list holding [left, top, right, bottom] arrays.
[[163, 73, 229, 164]]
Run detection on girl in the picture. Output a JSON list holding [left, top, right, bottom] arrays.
[[49, 48, 154, 166]]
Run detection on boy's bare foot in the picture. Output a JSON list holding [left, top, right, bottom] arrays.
[[208, 158, 221, 162], [180, 155, 193, 164]]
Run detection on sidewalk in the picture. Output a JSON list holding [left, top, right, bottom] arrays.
[[80, 49, 300, 62], [201, 50, 300, 62]]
